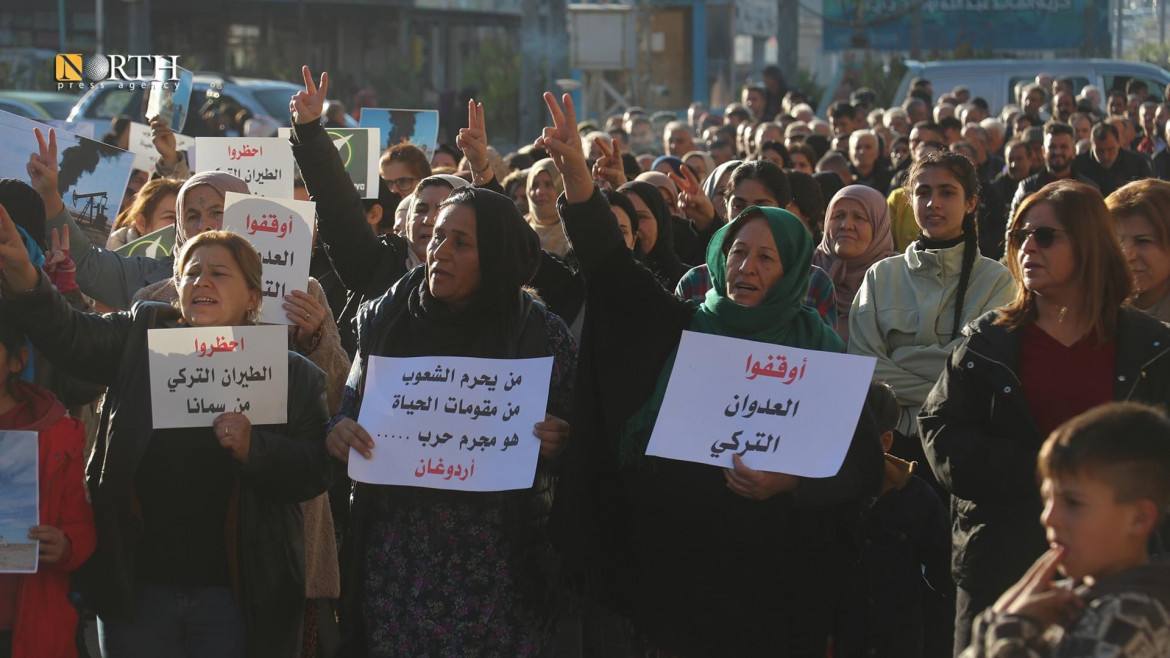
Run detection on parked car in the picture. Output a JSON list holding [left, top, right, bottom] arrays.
[[64, 73, 303, 137], [0, 90, 82, 120], [889, 58, 1170, 113]]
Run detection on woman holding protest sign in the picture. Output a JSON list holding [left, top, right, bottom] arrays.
[[919, 180, 1170, 653], [323, 182, 576, 655], [0, 208, 331, 658], [540, 92, 883, 655]]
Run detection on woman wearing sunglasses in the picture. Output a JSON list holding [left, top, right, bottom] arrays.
[[919, 179, 1170, 654]]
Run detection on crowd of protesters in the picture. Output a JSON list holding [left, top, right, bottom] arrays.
[[1, 60, 1170, 658]]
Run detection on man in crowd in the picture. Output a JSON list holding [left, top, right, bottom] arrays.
[[1074, 122, 1152, 197], [663, 120, 696, 158], [829, 101, 861, 137], [1011, 122, 1098, 220], [742, 84, 767, 122]]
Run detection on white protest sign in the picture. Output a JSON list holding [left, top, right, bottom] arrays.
[[646, 331, 876, 477], [148, 325, 289, 429], [127, 121, 195, 172], [278, 126, 380, 198], [349, 355, 554, 492], [221, 192, 314, 325], [194, 137, 294, 198]]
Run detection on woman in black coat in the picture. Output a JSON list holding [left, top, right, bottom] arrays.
[[920, 180, 1170, 655], [0, 219, 330, 658]]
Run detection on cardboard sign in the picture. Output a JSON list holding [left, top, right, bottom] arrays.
[[148, 325, 289, 429], [193, 137, 295, 198], [112, 224, 176, 258], [359, 108, 440, 163], [645, 331, 876, 478], [348, 355, 554, 492], [145, 66, 194, 132], [127, 121, 195, 172], [0, 110, 135, 248], [279, 126, 380, 198], [220, 192, 314, 326]]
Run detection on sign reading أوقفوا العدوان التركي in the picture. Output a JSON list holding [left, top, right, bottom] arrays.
[[645, 331, 876, 478], [221, 192, 314, 326]]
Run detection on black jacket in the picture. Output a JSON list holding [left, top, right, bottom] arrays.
[[919, 308, 1170, 598], [1073, 149, 1153, 198], [1154, 149, 1170, 181], [290, 119, 413, 356], [1009, 170, 1099, 222], [290, 120, 584, 346], [4, 275, 331, 658], [550, 189, 883, 656]]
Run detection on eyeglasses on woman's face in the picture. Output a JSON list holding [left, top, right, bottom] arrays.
[[1010, 225, 1068, 249]]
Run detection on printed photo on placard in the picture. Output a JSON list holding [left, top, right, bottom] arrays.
[[145, 66, 194, 132], [359, 108, 439, 163], [0, 110, 135, 248], [0, 431, 38, 574], [278, 126, 380, 198]]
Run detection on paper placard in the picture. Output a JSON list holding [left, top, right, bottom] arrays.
[[128, 121, 195, 172], [221, 192, 314, 325], [148, 325, 289, 429], [145, 66, 194, 132], [193, 137, 294, 198], [349, 355, 554, 492], [359, 108, 439, 163], [113, 224, 176, 258], [0, 431, 39, 573], [279, 126, 380, 198], [0, 110, 135, 248], [46, 120, 94, 139], [645, 331, 876, 477]]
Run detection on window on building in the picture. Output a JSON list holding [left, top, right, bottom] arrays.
[[227, 24, 261, 71]]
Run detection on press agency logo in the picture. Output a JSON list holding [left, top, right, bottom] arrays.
[[55, 54, 181, 91]]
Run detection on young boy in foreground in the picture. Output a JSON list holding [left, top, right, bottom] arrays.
[[962, 402, 1170, 657]]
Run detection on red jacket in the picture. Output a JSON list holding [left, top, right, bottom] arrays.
[[3, 381, 95, 658]]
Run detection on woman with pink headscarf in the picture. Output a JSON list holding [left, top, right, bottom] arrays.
[[813, 185, 898, 341]]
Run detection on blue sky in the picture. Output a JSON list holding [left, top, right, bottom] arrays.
[[0, 432, 37, 543]]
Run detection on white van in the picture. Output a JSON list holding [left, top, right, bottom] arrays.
[[889, 59, 1170, 113]]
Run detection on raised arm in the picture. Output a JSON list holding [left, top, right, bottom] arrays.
[[289, 66, 400, 297], [30, 128, 170, 309], [0, 204, 132, 385]]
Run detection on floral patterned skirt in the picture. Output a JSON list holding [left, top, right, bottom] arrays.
[[362, 495, 552, 657]]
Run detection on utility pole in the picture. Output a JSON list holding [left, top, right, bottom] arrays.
[[1115, 0, 1123, 59], [777, 0, 799, 84]]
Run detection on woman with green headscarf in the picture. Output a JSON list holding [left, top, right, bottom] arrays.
[[538, 93, 883, 655]]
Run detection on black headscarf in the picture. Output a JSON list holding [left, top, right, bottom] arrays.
[[382, 187, 543, 359], [617, 181, 689, 288], [0, 178, 46, 250]]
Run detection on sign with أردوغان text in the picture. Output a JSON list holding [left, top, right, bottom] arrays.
[[0, 431, 38, 574], [348, 355, 554, 492], [148, 325, 289, 429], [278, 126, 380, 199], [221, 192, 314, 326], [128, 121, 195, 172], [646, 331, 876, 478], [193, 137, 294, 198]]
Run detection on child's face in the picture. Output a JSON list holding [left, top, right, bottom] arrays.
[[1040, 474, 1149, 582]]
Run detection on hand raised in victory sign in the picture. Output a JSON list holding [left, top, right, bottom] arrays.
[[670, 165, 717, 231], [591, 136, 627, 190], [457, 99, 493, 185], [290, 65, 329, 126], [535, 92, 593, 204], [27, 127, 64, 217]]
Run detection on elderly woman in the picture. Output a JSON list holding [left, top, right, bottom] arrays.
[[814, 185, 899, 342], [920, 180, 1170, 653], [0, 218, 331, 658], [325, 186, 577, 656], [540, 93, 882, 656]]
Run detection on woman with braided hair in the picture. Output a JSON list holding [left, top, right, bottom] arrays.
[[848, 151, 1014, 443]]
